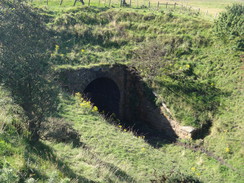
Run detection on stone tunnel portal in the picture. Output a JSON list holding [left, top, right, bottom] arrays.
[[83, 77, 120, 117], [59, 64, 178, 141]]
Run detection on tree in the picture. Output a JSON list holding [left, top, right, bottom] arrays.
[[0, 1, 58, 141]]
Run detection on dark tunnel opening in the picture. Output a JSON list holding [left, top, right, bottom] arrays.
[[81, 76, 177, 148], [83, 77, 120, 117]]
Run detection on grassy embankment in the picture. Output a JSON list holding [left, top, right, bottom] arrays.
[[0, 1, 243, 183]]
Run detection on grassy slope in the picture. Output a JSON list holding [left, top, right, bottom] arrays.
[[0, 2, 243, 183], [0, 89, 243, 182], [56, 94, 244, 182], [48, 6, 238, 127], [0, 87, 26, 182]]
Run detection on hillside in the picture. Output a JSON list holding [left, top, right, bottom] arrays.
[[0, 1, 243, 183]]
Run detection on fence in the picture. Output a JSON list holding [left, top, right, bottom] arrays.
[[30, 0, 218, 18]]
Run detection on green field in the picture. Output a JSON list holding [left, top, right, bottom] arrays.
[[156, 0, 244, 14], [32, 0, 244, 15]]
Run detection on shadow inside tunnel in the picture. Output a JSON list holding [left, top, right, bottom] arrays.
[[59, 64, 178, 148], [82, 76, 178, 148]]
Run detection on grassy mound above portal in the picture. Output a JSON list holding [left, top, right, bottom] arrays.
[[0, 1, 243, 182]]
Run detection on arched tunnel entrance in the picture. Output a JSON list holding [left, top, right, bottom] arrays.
[[59, 64, 180, 146], [84, 77, 120, 117], [82, 76, 177, 145]]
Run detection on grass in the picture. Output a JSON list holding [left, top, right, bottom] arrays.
[[0, 1, 243, 182], [40, 3, 242, 129], [48, 6, 217, 127], [1, 87, 243, 182], [31, 0, 244, 16], [154, 0, 244, 15], [2, 92, 236, 182], [57, 94, 243, 182]]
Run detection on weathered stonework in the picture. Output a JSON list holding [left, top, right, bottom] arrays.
[[57, 64, 197, 139], [160, 105, 197, 139]]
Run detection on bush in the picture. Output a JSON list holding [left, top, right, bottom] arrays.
[[0, 161, 19, 183], [215, 4, 244, 50]]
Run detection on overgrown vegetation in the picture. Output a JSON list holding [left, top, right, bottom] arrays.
[[0, 1, 243, 182], [215, 3, 244, 50], [48, 6, 221, 127], [0, 0, 58, 141]]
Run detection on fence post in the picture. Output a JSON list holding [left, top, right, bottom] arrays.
[[157, 1, 159, 9], [73, 0, 77, 6], [88, 0, 91, 6], [148, 1, 150, 8], [174, 2, 176, 9], [129, 0, 131, 7], [137, 0, 138, 8], [60, 0, 63, 5], [166, 2, 168, 9], [109, 0, 111, 7]]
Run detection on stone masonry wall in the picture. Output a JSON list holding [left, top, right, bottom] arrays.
[[57, 64, 196, 139]]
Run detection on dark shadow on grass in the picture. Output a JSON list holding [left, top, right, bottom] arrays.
[[103, 161, 136, 183], [103, 116, 176, 149], [80, 142, 136, 183], [155, 73, 231, 140], [24, 141, 97, 183], [19, 165, 49, 183], [150, 173, 203, 183], [25, 140, 135, 183]]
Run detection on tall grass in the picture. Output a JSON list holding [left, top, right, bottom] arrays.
[[0, 2, 243, 182]]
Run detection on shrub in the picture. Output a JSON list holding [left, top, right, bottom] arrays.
[[215, 4, 244, 50], [0, 161, 19, 183]]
